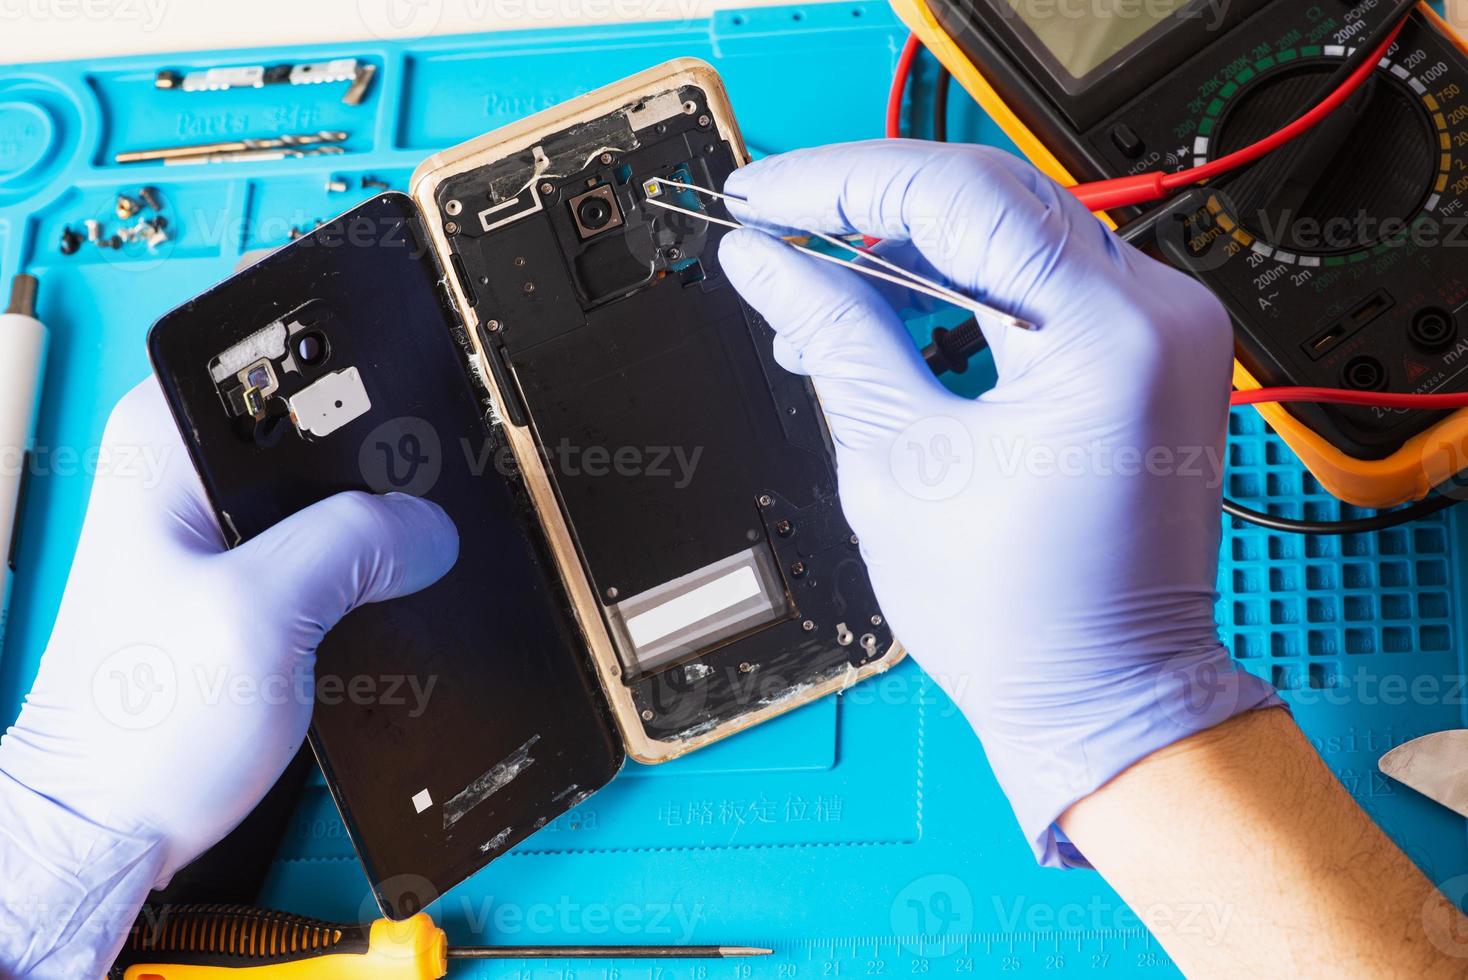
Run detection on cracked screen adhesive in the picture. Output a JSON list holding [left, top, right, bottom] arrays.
[[149, 193, 623, 919]]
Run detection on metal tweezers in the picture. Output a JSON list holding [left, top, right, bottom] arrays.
[[643, 177, 1037, 333]]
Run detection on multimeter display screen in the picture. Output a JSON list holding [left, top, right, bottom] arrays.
[[1002, 0, 1192, 78]]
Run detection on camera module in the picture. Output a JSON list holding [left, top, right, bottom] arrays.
[[569, 185, 623, 239]]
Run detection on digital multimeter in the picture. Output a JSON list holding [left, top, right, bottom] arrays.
[[892, 0, 1468, 508]]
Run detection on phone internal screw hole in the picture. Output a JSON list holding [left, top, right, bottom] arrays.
[[860, 634, 877, 653], [1409, 308, 1457, 352], [836, 623, 854, 646], [1342, 355, 1387, 392], [444, 199, 462, 216]]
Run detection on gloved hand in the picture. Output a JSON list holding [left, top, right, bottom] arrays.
[[0, 378, 459, 979], [719, 141, 1281, 868]]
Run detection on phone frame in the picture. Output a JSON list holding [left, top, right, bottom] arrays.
[[410, 59, 905, 763]]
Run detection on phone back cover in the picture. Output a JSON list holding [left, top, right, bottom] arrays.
[[147, 193, 624, 918]]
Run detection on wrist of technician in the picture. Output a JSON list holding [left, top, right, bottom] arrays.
[[980, 643, 1283, 870], [0, 767, 163, 980]]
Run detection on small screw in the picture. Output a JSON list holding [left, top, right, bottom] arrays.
[[665, 246, 682, 261], [600, 152, 613, 165], [445, 199, 463, 216], [522, 280, 537, 295], [58, 226, 82, 255], [487, 319, 502, 332], [697, 114, 711, 128], [326, 178, 349, 194], [775, 519, 793, 537], [115, 195, 140, 219], [108, 234, 122, 249], [362, 176, 391, 190], [870, 615, 883, 626], [790, 561, 807, 579], [849, 534, 860, 546], [641, 709, 655, 721], [84, 219, 102, 243], [802, 620, 815, 632], [539, 181, 554, 195], [513, 256, 527, 267], [606, 586, 619, 600], [444, 220, 460, 235], [758, 494, 773, 507], [739, 662, 755, 673], [138, 186, 162, 211]]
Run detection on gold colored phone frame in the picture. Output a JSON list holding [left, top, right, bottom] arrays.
[[411, 59, 905, 764]]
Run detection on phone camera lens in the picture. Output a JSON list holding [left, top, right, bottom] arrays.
[[577, 196, 613, 231], [295, 331, 329, 367]]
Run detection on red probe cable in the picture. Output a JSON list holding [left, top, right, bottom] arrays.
[[885, 25, 1468, 415], [1232, 388, 1468, 411], [887, 17, 1405, 207], [1070, 19, 1408, 211], [887, 33, 924, 139]]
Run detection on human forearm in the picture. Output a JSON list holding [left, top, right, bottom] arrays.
[[1060, 707, 1466, 978]]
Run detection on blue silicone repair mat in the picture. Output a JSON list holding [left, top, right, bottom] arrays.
[[2, 5, 1466, 976]]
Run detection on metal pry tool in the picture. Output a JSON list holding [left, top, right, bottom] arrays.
[[1379, 730, 1468, 816], [643, 176, 1037, 333]]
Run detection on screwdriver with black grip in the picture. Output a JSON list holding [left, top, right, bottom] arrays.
[[109, 905, 771, 978]]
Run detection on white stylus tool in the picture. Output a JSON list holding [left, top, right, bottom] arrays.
[[0, 274, 48, 656]]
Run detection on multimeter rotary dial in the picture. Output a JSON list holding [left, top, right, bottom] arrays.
[[1193, 44, 1463, 267]]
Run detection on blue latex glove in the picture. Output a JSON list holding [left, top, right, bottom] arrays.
[[719, 141, 1281, 868], [0, 379, 459, 979]]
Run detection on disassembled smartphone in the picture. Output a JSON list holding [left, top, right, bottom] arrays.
[[150, 60, 903, 919]]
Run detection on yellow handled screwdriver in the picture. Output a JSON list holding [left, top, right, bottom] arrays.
[[110, 905, 772, 979]]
